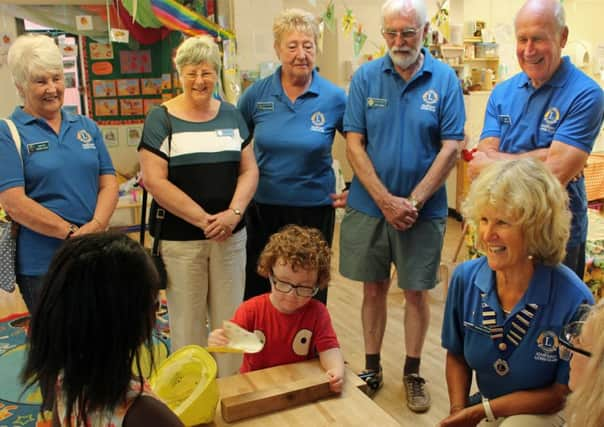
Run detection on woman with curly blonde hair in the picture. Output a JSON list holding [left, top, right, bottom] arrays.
[[440, 158, 594, 426], [209, 225, 344, 392], [562, 301, 604, 427]]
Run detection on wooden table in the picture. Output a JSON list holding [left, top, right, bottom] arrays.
[[208, 360, 399, 426]]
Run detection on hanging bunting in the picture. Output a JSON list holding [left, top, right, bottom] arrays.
[[341, 8, 355, 35], [352, 24, 367, 58], [322, 1, 336, 33], [317, 21, 324, 54], [150, 0, 234, 39]]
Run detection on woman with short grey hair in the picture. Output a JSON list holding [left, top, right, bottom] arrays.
[[138, 35, 258, 376], [0, 34, 118, 313]]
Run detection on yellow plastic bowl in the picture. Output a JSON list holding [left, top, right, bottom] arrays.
[[150, 345, 218, 426]]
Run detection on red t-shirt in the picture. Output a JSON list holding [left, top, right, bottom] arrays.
[[232, 294, 340, 372]]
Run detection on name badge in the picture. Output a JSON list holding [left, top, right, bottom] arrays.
[[256, 102, 274, 111], [27, 141, 49, 153], [498, 115, 512, 125], [367, 98, 388, 108], [216, 129, 235, 137]]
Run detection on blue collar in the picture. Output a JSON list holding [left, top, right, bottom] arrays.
[[12, 106, 78, 125], [268, 66, 320, 98], [518, 56, 572, 89], [473, 259, 552, 308]]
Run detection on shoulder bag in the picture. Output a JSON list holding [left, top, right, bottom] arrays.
[[0, 119, 22, 293]]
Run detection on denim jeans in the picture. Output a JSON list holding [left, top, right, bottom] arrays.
[[16, 274, 44, 314]]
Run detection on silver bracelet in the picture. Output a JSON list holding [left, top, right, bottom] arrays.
[[482, 397, 497, 422]]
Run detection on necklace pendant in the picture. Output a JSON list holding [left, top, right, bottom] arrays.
[[494, 358, 510, 376]]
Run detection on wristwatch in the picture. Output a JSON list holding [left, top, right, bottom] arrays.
[[65, 223, 79, 240], [230, 207, 242, 216]]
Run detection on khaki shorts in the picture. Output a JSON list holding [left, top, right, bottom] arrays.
[[339, 207, 446, 291]]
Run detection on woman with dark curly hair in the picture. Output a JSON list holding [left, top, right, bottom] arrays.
[[208, 225, 344, 392], [21, 232, 183, 427]]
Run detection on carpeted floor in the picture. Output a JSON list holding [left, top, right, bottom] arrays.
[[0, 305, 170, 426]]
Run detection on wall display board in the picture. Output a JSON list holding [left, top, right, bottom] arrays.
[[83, 31, 183, 125]]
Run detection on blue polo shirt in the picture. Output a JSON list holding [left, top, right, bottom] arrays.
[[0, 107, 115, 276], [481, 57, 604, 246], [442, 257, 594, 399], [344, 49, 465, 219], [237, 67, 346, 207]]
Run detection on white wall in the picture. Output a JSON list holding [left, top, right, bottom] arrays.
[[0, 9, 20, 118]]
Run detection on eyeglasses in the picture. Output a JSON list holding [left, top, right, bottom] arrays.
[[269, 274, 319, 297], [558, 320, 592, 361], [381, 27, 422, 40], [182, 70, 217, 81]]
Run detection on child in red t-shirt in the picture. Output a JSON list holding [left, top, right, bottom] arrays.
[[209, 225, 344, 392]]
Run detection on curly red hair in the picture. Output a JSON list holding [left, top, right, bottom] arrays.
[[257, 225, 331, 289]]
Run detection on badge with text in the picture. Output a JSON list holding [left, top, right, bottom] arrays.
[[27, 141, 49, 154], [256, 102, 274, 112], [367, 98, 388, 108]]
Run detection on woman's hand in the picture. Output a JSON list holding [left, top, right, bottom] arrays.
[[72, 217, 105, 237], [204, 209, 240, 241], [208, 328, 229, 347], [330, 190, 348, 208], [438, 406, 482, 427]]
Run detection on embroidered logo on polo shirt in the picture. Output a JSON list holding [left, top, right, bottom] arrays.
[[420, 89, 438, 112], [310, 111, 326, 133], [77, 129, 96, 149], [534, 330, 559, 362], [540, 107, 560, 133]]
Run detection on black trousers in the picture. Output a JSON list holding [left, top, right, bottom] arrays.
[[244, 201, 335, 305]]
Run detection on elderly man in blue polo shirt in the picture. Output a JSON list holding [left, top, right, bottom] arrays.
[[339, 0, 465, 412], [469, 0, 604, 279]]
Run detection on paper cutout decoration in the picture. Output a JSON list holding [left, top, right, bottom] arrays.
[[322, 1, 336, 33], [89, 43, 114, 60], [341, 8, 356, 34], [353, 25, 367, 57], [75, 15, 93, 31], [110, 28, 130, 43], [317, 21, 324, 54], [151, 0, 234, 39]]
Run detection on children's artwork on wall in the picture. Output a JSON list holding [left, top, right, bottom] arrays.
[[144, 98, 162, 114], [161, 73, 172, 90], [83, 32, 182, 125], [119, 50, 152, 74], [102, 127, 119, 147], [142, 78, 163, 95], [120, 98, 144, 116], [117, 79, 140, 96], [95, 99, 118, 116], [64, 72, 76, 88], [89, 42, 114, 60], [92, 80, 117, 97], [127, 127, 142, 146]]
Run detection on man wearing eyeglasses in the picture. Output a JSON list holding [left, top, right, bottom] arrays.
[[339, 0, 465, 413]]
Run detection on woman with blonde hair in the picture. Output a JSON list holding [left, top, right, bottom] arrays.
[[138, 35, 258, 376], [561, 301, 604, 427], [238, 8, 347, 304], [440, 158, 594, 426]]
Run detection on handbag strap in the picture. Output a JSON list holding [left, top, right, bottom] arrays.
[[2, 119, 22, 165], [140, 106, 172, 251]]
